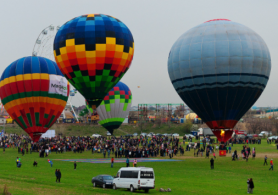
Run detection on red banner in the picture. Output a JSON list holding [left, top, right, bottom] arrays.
[[219, 150, 226, 156]]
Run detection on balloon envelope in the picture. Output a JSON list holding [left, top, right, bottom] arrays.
[[0, 56, 69, 142], [54, 14, 134, 109], [96, 81, 132, 134], [85, 100, 94, 113], [168, 19, 271, 140]]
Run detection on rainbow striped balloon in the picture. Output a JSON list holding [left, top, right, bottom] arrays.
[[96, 81, 132, 134], [0, 56, 69, 142]]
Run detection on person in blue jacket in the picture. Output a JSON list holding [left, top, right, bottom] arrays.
[[126, 157, 130, 167]]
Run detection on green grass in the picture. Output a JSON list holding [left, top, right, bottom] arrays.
[[3, 123, 192, 137], [0, 141, 278, 194]]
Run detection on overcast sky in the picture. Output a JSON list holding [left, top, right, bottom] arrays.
[[0, 0, 277, 107]]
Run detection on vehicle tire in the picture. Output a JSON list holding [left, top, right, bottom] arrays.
[[113, 184, 117, 190], [103, 184, 106, 189], [130, 185, 134, 192], [144, 189, 149, 193], [93, 182, 96, 187]]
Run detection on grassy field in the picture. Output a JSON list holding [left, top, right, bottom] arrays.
[[3, 122, 193, 137], [0, 141, 278, 195]]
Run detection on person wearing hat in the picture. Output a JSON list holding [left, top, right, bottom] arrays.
[[269, 159, 273, 171]]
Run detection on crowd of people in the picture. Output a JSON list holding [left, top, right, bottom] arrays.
[[1, 133, 278, 160]]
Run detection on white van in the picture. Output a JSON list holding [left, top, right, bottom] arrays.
[[113, 167, 155, 192]]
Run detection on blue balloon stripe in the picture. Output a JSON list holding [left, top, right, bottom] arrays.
[[171, 73, 269, 84], [176, 81, 265, 91]]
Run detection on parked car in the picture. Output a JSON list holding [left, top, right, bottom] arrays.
[[162, 133, 172, 137], [268, 136, 278, 140], [259, 131, 272, 136], [147, 133, 155, 137], [246, 134, 253, 138], [92, 175, 114, 188], [185, 134, 195, 138], [124, 134, 133, 138], [113, 167, 155, 192], [155, 133, 163, 137], [252, 134, 258, 137], [92, 134, 101, 138], [140, 133, 147, 136], [107, 131, 111, 136], [237, 134, 245, 138], [172, 133, 179, 137], [133, 133, 138, 136]]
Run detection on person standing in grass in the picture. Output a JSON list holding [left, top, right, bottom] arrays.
[[247, 178, 250, 193], [55, 169, 58, 183], [111, 157, 114, 168], [57, 169, 61, 183], [252, 149, 256, 159], [168, 148, 172, 159], [74, 161, 77, 170], [206, 149, 209, 159], [269, 159, 273, 171], [126, 157, 130, 167], [249, 178, 254, 193], [103, 149, 106, 158], [134, 159, 137, 167], [213, 151, 216, 159], [264, 155, 268, 165], [210, 158, 214, 169]]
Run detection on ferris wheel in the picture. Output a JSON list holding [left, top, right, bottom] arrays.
[[32, 25, 80, 122], [32, 25, 60, 61]]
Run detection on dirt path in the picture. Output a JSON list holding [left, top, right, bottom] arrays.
[[167, 152, 278, 160]]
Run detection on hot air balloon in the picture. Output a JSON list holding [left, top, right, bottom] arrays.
[[96, 81, 132, 135], [54, 14, 134, 109], [85, 100, 94, 113], [0, 56, 69, 142], [168, 19, 271, 142]]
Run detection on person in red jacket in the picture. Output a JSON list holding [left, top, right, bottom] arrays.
[[111, 157, 114, 168], [269, 159, 273, 171]]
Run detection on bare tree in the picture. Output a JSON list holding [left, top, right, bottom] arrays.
[[261, 119, 273, 136], [246, 118, 261, 134], [155, 116, 162, 128], [272, 119, 278, 135], [234, 122, 244, 130], [138, 117, 146, 133]]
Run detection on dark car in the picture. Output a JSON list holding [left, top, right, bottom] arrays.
[[246, 134, 253, 139], [92, 175, 114, 188]]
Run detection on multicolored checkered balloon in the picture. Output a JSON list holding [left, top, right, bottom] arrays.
[[85, 100, 93, 113], [54, 14, 134, 109], [0, 56, 69, 142], [96, 81, 132, 134]]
